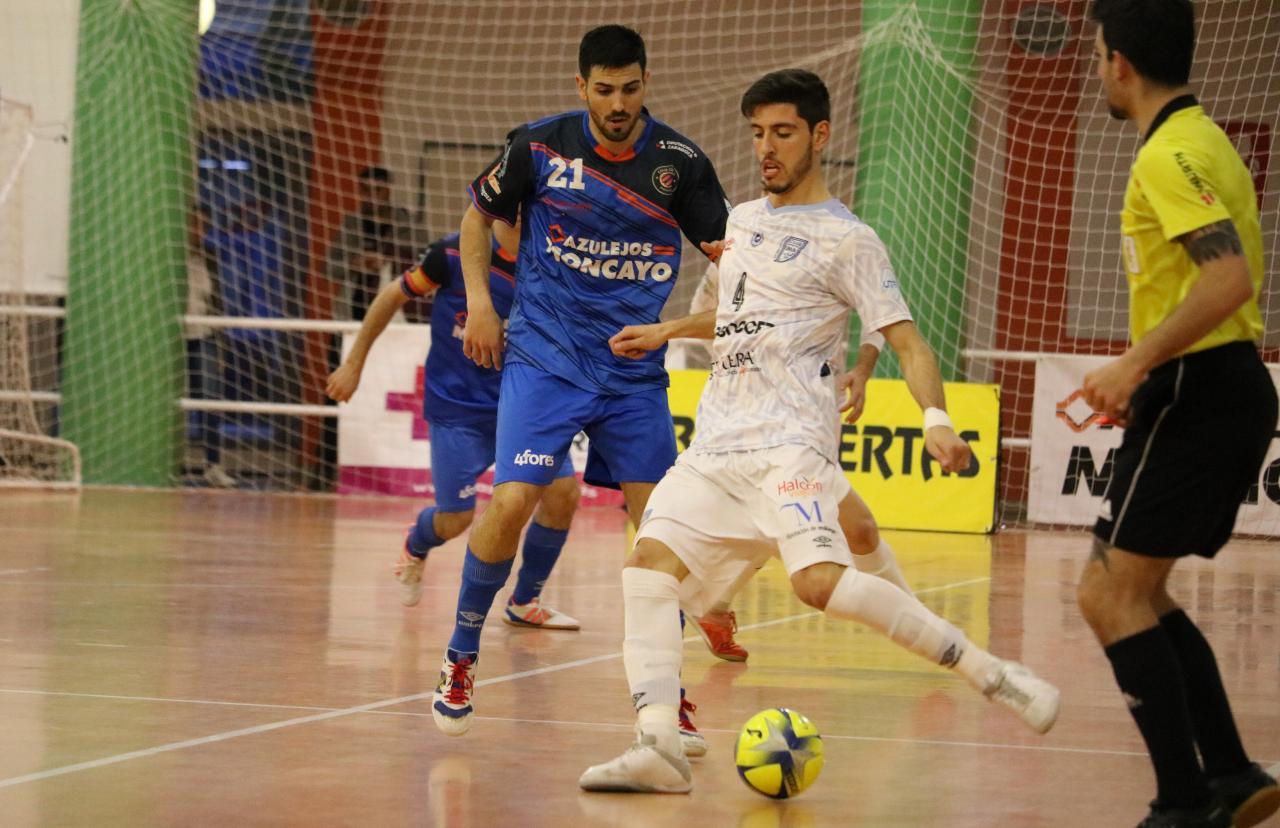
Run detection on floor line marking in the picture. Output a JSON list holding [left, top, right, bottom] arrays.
[[0, 574, 992, 789], [0, 688, 338, 713], [3, 691, 1268, 768]]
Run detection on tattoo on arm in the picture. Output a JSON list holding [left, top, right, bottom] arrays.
[[1089, 537, 1111, 571], [1181, 219, 1244, 265]]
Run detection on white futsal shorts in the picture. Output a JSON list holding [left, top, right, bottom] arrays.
[[635, 444, 853, 616]]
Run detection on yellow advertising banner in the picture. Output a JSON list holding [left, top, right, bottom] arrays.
[[666, 371, 1001, 534]]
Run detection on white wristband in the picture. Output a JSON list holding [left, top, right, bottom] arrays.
[[923, 407, 953, 431]]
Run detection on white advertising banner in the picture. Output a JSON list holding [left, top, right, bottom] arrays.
[[1028, 354, 1280, 536], [335, 327, 617, 505]]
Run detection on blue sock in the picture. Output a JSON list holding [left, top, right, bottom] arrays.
[[447, 549, 514, 655], [407, 506, 446, 558], [511, 523, 568, 605]]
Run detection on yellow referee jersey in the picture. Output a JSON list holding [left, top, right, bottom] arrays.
[[1120, 98, 1265, 353]]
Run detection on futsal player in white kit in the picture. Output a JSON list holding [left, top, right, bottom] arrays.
[[579, 69, 1062, 794]]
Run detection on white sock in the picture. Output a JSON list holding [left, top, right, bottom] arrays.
[[824, 567, 1001, 690], [852, 539, 912, 594], [637, 704, 680, 750], [622, 567, 683, 751]]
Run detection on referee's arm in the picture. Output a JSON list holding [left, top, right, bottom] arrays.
[[1131, 220, 1255, 370], [1083, 218, 1254, 417]]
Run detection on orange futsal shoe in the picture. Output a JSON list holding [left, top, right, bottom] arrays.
[[694, 610, 748, 662]]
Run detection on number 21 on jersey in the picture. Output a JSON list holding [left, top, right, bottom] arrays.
[[547, 157, 585, 190]]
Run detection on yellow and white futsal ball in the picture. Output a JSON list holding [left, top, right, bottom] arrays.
[[735, 708, 824, 799]]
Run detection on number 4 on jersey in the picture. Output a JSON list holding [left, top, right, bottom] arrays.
[[548, 157, 585, 190], [731, 272, 747, 310]]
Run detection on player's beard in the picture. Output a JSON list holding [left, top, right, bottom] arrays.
[[761, 144, 815, 196], [593, 109, 637, 143]]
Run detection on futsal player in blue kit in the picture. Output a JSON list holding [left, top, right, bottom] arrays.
[[326, 216, 583, 628], [434, 24, 731, 739]]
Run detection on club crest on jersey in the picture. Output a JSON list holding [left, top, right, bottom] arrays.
[[652, 164, 679, 195], [774, 236, 808, 263], [750, 231, 764, 247]]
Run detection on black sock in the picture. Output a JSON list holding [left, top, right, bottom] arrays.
[[1159, 609, 1251, 779], [1104, 626, 1210, 809]]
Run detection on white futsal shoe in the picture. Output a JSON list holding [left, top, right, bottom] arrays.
[[579, 732, 693, 794], [203, 463, 236, 488], [432, 650, 477, 736], [985, 660, 1061, 734], [502, 595, 580, 630], [678, 696, 707, 758], [394, 544, 425, 607]]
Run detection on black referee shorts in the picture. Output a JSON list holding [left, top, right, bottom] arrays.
[[1093, 341, 1278, 559]]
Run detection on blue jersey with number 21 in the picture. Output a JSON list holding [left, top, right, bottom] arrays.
[[469, 109, 729, 396]]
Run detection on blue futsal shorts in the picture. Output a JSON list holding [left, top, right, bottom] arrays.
[[494, 362, 678, 489], [429, 418, 574, 511]]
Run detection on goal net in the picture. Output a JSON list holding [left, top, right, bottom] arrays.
[[14, 1, 1279, 529], [0, 97, 80, 487]]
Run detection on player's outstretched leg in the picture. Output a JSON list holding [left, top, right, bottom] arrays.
[[396, 506, 471, 607], [504, 474, 581, 629], [850, 538, 912, 593], [432, 483, 540, 736], [798, 562, 1060, 734], [840, 487, 913, 595], [580, 548, 693, 794], [691, 495, 915, 664]]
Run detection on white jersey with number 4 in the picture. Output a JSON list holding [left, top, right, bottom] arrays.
[[691, 196, 913, 459]]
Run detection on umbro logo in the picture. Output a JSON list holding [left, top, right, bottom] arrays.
[[459, 611, 484, 623]]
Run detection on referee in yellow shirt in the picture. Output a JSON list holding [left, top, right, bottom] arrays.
[[1077, 3, 1279, 827]]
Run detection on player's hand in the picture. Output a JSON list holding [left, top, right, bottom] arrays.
[[325, 362, 362, 402], [1082, 355, 1145, 420], [358, 252, 385, 273], [609, 323, 668, 359], [700, 239, 726, 263], [924, 426, 972, 474], [463, 304, 505, 370], [836, 370, 871, 423]]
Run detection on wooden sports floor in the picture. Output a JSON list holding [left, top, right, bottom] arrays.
[[1, 489, 1277, 827]]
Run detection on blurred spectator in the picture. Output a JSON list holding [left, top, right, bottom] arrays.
[[185, 204, 235, 487], [205, 197, 287, 457], [326, 166, 417, 321]]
